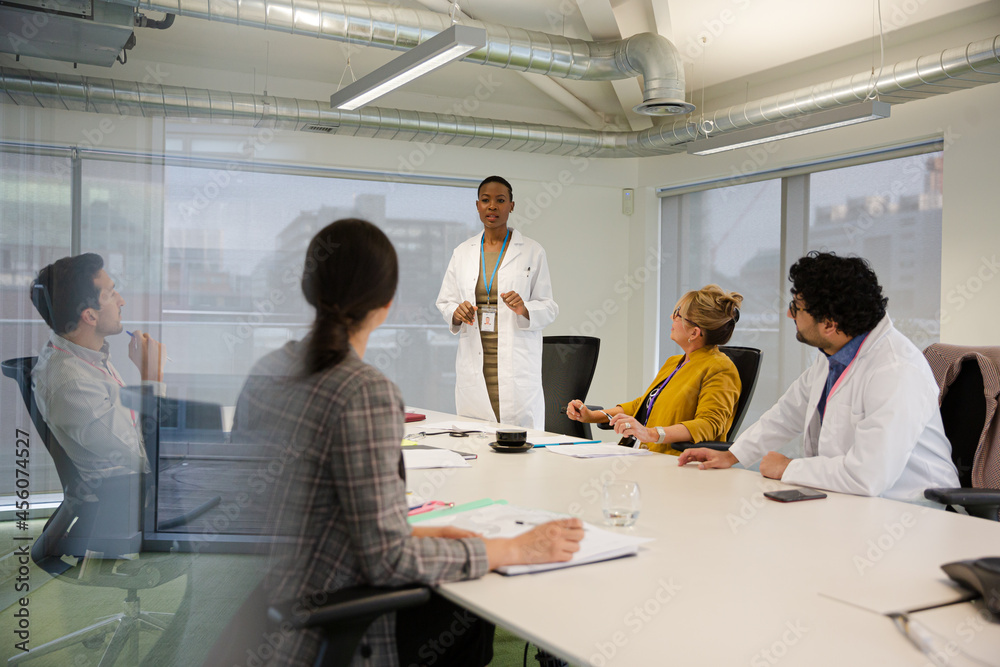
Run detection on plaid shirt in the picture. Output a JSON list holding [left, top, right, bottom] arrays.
[[235, 341, 488, 667]]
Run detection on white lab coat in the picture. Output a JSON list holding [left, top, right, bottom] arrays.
[[435, 229, 558, 429], [730, 315, 959, 502]]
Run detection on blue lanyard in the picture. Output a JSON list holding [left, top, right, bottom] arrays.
[[642, 360, 685, 425], [480, 229, 511, 306]]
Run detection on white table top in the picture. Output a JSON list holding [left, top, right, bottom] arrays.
[[404, 409, 1000, 666]]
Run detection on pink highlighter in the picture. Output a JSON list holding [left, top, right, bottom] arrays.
[[408, 501, 454, 516]]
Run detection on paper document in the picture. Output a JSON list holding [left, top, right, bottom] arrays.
[[419, 504, 652, 575], [402, 448, 471, 470], [546, 444, 655, 458]]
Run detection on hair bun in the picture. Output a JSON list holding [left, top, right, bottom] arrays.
[[718, 290, 743, 320]]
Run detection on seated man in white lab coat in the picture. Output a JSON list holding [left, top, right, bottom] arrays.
[[678, 251, 959, 503]]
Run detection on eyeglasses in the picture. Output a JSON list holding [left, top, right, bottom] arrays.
[[672, 307, 699, 328], [788, 299, 805, 317]]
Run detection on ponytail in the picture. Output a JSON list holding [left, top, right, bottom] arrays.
[[306, 302, 353, 375]]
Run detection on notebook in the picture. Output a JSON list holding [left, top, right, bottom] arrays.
[[419, 502, 652, 575]]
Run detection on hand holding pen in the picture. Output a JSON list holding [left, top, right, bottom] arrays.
[[126, 330, 168, 382]]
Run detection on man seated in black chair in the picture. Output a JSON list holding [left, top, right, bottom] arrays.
[[679, 252, 959, 503], [30, 253, 166, 502]]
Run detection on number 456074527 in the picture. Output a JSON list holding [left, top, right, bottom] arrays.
[[14, 428, 30, 519]]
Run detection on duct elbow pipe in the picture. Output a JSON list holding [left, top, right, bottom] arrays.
[[620, 33, 695, 116]]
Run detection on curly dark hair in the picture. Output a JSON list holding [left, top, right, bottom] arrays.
[[788, 251, 887, 337]]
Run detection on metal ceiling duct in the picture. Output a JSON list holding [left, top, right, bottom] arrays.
[[2, 35, 999, 157], [101, 0, 695, 116]]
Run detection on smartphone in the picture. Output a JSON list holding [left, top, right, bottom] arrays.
[[763, 489, 828, 502], [617, 435, 637, 448]]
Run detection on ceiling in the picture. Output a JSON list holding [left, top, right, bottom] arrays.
[[3, 0, 999, 134]]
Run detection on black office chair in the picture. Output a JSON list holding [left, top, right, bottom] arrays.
[[264, 585, 431, 666], [2, 356, 190, 666], [541, 336, 600, 439], [600, 346, 762, 452], [196, 552, 429, 666], [921, 344, 1000, 520]]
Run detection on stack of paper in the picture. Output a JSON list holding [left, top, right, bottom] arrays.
[[419, 503, 652, 575], [402, 447, 471, 470], [545, 443, 655, 458]]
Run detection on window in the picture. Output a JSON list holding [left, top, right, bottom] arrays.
[[660, 150, 943, 438], [660, 180, 782, 428], [160, 166, 478, 412], [807, 154, 943, 351], [0, 151, 73, 504]]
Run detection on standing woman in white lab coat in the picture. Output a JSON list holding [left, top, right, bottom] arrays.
[[436, 176, 559, 429]]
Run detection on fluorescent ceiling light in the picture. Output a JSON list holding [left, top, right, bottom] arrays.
[[687, 100, 891, 156], [330, 25, 487, 111]]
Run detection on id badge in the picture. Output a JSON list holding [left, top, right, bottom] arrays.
[[480, 306, 497, 332]]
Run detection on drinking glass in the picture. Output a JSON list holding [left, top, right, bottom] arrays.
[[602, 480, 641, 527]]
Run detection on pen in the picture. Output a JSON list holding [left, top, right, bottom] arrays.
[[532, 440, 601, 447], [408, 501, 454, 516], [126, 331, 173, 362]]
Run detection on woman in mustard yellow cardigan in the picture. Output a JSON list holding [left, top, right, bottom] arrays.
[[567, 285, 743, 455]]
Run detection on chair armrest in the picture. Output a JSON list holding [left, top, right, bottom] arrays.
[[924, 487, 1000, 508], [672, 441, 733, 452], [269, 585, 430, 629]]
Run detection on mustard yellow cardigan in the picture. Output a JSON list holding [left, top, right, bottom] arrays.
[[617, 346, 741, 455]]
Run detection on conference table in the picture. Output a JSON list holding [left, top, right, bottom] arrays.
[[404, 409, 1000, 666]]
